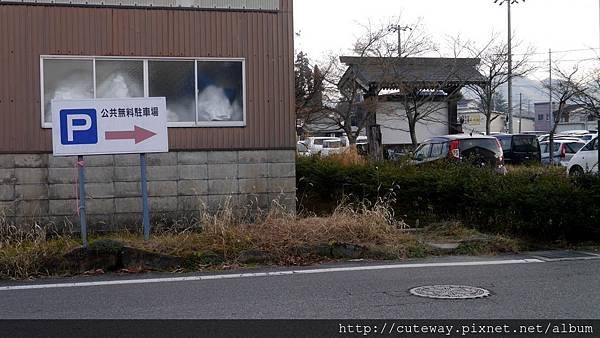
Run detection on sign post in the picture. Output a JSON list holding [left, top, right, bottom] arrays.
[[77, 155, 88, 248], [52, 97, 168, 243], [140, 153, 150, 241]]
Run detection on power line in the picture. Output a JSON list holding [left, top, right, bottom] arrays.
[[502, 47, 600, 56], [527, 57, 598, 63]]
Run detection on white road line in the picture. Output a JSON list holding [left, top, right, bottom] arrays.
[[0, 258, 544, 292]]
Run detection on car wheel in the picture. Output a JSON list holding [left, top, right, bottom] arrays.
[[569, 166, 584, 176]]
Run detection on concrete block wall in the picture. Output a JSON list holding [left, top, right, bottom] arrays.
[[0, 150, 296, 230]]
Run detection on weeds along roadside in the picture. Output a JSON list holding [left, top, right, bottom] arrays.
[[0, 196, 429, 279]]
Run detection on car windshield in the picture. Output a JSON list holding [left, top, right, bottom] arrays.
[[313, 138, 335, 146], [413, 144, 431, 159], [297, 143, 308, 152], [512, 136, 538, 152], [540, 143, 559, 153], [497, 137, 511, 151], [459, 138, 501, 155], [566, 143, 584, 153], [324, 141, 341, 148], [540, 142, 583, 153]]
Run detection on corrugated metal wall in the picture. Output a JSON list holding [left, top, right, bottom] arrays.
[[0, 0, 294, 153], [0, 0, 280, 11]]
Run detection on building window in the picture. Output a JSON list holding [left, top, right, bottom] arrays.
[[197, 61, 244, 123], [546, 114, 550, 121], [148, 60, 196, 123], [538, 114, 544, 121], [95, 60, 144, 99], [41, 56, 246, 128], [42, 59, 94, 124]]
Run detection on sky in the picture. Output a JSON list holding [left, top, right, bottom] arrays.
[[294, 0, 600, 78]]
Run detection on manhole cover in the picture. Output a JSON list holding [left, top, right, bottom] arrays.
[[409, 285, 490, 299]]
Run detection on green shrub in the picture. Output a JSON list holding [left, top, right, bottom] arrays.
[[297, 157, 600, 242]]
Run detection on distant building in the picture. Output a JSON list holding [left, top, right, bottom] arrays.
[[457, 99, 535, 135], [338, 57, 485, 149], [377, 93, 449, 146], [535, 102, 598, 132]]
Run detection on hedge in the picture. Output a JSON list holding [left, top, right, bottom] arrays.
[[296, 157, 600, 242]]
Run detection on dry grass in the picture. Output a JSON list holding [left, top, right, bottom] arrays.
[[0, 212, 78, 279], [1, 199, 422, 278], [212, 200, 414, 262], [327, 146, 368, 166], [420, 221, 526, 256], [0, 201, 525, 280], [110, 198, 417, 263], [422, 221, 483, 241]]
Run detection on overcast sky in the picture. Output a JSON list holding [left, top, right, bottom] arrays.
[[294, 0, 600, 76]]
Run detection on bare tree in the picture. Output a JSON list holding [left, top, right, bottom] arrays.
[[380, 60, 474, 149], [545, 64, 588, 164], [573, 66, 600, 118], [373, 36, 485, 149], [303, 18, 436, 149], [302, 19, 483, 156], [324, 19, 396, 145], [466, 36, 536, 135]]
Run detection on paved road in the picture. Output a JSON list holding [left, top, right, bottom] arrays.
[[1, 252, 599, 319]]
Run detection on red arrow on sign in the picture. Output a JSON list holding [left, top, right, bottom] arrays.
[[105, 126, 157, 144]]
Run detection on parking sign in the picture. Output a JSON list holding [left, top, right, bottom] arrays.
[[52, 97, 168, 156]]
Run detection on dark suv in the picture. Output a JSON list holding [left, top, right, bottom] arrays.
[[412, 134, 506, 173], [494, 134, 541, 165]]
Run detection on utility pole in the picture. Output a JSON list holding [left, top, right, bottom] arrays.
[[507, 0, 513, 134], [389, 24, 412, 57], [527, 99, 531, 132], [494, 0, 525, 134], [519, 93, 522, 133], [549, 48, 555, 165]]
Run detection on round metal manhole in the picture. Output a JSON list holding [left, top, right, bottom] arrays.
[[409, 285, 491, 299]]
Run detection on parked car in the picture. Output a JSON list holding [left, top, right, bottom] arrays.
[[538, 134, 581, 143], [296, 141, 310, 156], [494, 134, 541, 165], [412, 134, 506, 174], [340, 135, 367, 147], [577, 134, 596, 142], [539, 139, 586, 166], [320, 138, 345, 157], [303, 137, 339, 155], [567, 136, 599, 175]]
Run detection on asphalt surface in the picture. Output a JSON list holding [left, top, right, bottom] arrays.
[[1, 253, 599, 319]]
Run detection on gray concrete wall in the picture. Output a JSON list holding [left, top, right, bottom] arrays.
[[0, 150, 295, 231]]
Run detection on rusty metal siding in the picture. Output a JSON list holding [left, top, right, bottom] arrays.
[[0, 0, 294, 153], [0, 0, 280, 11]]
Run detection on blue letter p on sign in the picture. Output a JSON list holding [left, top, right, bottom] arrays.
[[60, 109, 98, 145]]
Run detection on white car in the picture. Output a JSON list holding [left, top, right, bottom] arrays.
[[320, 139, 346, 157], [567, 136, 599, 175], [303, 137, 339, 155], [540, 139, 586, 166], [296, 141, 310, 156]]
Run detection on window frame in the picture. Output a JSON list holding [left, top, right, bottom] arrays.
[[414, 143, 432, 161], [583, 138, 598, 152], [429, 143, 444, 159], [40, 55, 247, 129]]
